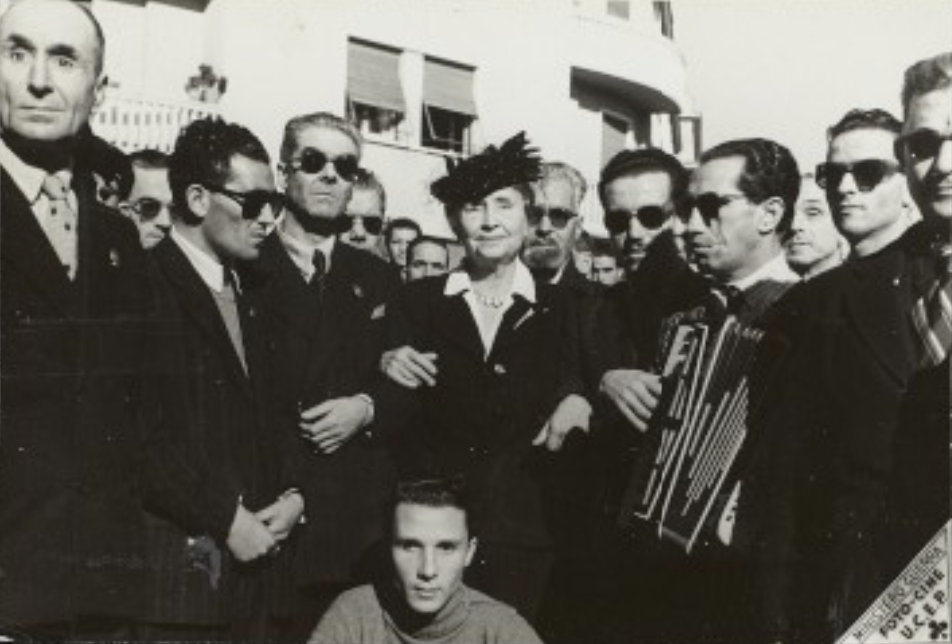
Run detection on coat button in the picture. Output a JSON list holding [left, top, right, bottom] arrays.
[[493, 364, 506, 375]]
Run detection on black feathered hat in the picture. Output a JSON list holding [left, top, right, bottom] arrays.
[[430, 132, 542, 206]]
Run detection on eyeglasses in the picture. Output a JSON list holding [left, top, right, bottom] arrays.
[[894, 130, 952, 163], [127, 198, 171, 221], [815, 160, 900, 193], [682, 193, 748, 225], [603, 205, 669, 235], [342, 214, 384, 235], [201, 183, 284, 220], [285, 148, 362, 181], [528, 206, 578, 229]]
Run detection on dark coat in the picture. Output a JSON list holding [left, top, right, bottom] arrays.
[[589, 232, 712, 507], [735, 220, 951, 643], [138, 237, 295, 627], [381, 274, 586, 548], [0, 168, 149, 624], [241, 235, 401, 586]]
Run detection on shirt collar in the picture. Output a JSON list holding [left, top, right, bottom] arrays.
[[276, 217, 335, 280], [444, 259, 537, 304], [171, 226, 229, 293], [729, 252, 800, 292], [0, 137, 53, 204]]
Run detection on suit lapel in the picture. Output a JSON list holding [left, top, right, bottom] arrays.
[[490, 295, 537, 360], [0, 169, 72, 313], [156, 239, 253, 399], [432, 285, 486, 362]]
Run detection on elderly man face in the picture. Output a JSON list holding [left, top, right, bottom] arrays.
[[281, 125, 360, 222], [785, 174, 845, 278], [0, 0, 105, 142], [900, 86, 952, 220], [523, 176, 581, 272]]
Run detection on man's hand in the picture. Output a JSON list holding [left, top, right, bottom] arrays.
[[299, 396, 372, 454], [380, 346, 438, 388], [533, 394, 592, 451], [599, 369, 663, 432], [256, 491, 304, 542], [227, 504, 277, 562]]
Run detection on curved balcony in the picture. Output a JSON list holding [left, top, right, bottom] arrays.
[[569, 9, 688, 113]]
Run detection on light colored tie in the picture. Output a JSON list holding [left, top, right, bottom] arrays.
[[911, 246, 952, 369], [40, 173, 78, 280]]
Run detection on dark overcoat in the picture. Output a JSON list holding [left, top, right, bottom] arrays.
[[241, 235, 401, 586], [0, 168, 149, 624]]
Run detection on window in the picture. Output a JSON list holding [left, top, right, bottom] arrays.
[[347, 39, 405, 140], [422, 56, 476, 154]]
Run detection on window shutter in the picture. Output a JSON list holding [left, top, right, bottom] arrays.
[[347, 39, 405, 112], [423, 57, 476, 117]]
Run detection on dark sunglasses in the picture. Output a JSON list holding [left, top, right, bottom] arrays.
[[128, 198, 170, 221], [604, 205, 669, 235], [528, 206, 578, 229], [894, 130, 952, 163], [201, 183, 284, 220], [342, 214, 384, 235], [286, 148, 362, 181], [815, 160, 899, 193], [682, 193, 748, 225]]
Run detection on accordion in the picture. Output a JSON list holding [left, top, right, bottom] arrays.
[[618, 312, 781, 553]]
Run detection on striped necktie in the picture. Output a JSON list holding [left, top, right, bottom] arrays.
[[911, 246, 952, 369]]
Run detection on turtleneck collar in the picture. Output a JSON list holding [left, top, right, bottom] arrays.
[[379, 581, 471, 643]]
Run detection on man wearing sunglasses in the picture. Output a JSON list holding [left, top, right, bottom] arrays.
[[817, 108, 914, 258], [582, 148, 711, 644], [242, 112, 400, 641], [739, 62, 952, 644], [341, 170, 387, 256], [118, 148, 173, 249], [140, 117, 297, 640], [523, 161, 590, 287]]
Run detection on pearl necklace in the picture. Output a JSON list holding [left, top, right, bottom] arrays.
[[473, 291, 507, 308]]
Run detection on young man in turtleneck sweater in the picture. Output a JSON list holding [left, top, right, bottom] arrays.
[[309, 478, 543, 644]]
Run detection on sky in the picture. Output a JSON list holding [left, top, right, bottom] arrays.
[[673, 0, 952, 169]]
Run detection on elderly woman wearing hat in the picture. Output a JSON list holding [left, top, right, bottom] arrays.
[[378, 133, 591, 621]]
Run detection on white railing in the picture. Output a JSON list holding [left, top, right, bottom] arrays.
[[90, 95, 222, 154]]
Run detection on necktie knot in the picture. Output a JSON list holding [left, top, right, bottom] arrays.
[[41, 173, 69, 200]]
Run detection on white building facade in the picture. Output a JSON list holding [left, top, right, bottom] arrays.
[[88, 0, 699, 237]]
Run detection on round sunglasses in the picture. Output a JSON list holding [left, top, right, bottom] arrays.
[[604, 205, 669, 235], [528, 205, 578, 229], [285, 148, 363, 181]]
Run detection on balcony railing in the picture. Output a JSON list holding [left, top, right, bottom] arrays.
[[90, 94, 222, 154]]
